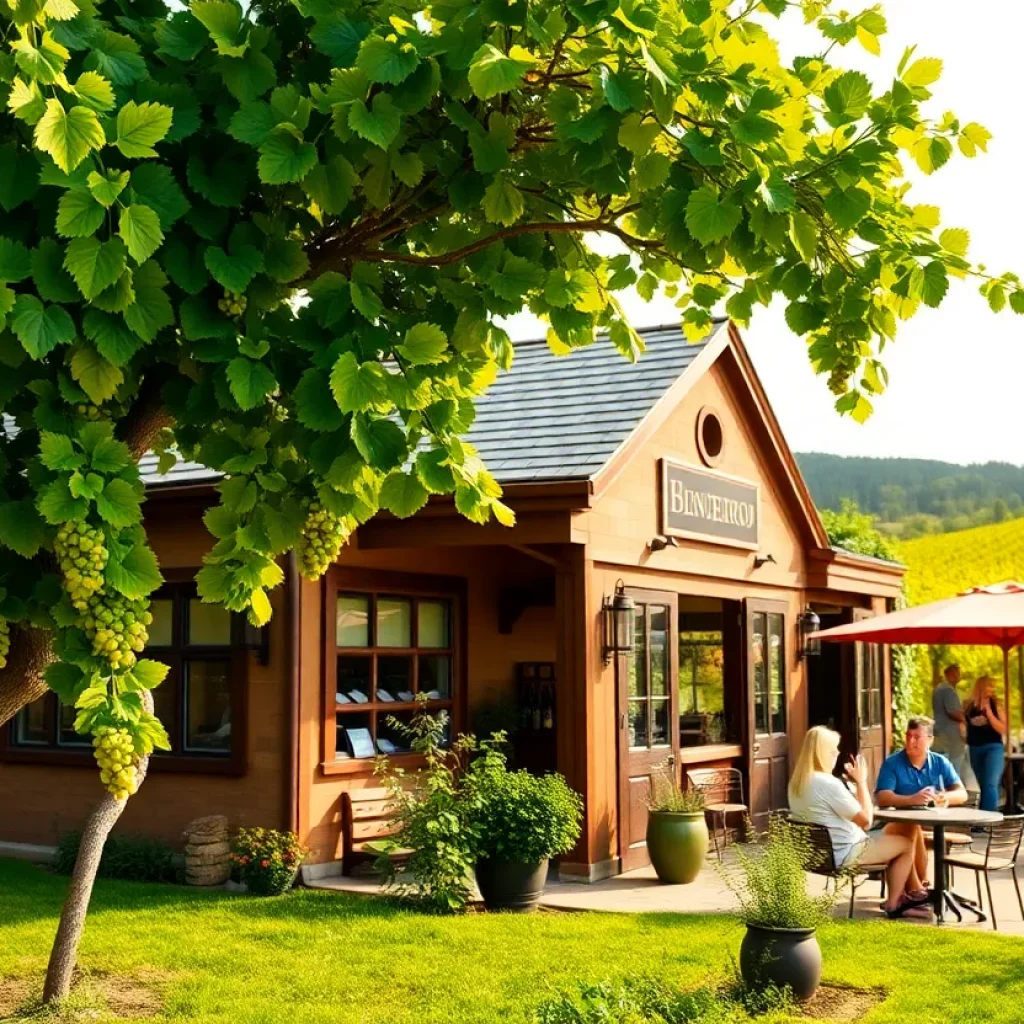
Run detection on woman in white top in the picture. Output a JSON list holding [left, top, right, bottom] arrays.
[[789, 726, 929, 919]]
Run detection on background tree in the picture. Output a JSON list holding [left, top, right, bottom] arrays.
[[0, 0, 1018, 1002]]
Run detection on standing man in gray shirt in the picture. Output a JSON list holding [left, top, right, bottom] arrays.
[[932, 663, 976, 790]]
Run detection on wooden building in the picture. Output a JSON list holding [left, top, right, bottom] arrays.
[[0, 321, 904, 880]]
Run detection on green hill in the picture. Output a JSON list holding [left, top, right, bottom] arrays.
[[899, 519, 1024, 726]]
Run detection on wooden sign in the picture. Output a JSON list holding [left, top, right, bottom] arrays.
[[660, 459, 759, 549]]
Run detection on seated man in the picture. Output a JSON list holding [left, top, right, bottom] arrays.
[[875, 715, 967, 897]]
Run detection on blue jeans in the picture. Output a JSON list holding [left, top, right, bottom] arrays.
[[969, 742, 1005, 812]]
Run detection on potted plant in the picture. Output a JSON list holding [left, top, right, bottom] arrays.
[[465, 739, 583, 911], [645, 760, 708, 884], [231, 827, 308, 896], [722, 815, 837, 1002]]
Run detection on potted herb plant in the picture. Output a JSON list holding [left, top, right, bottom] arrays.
[[465, 739, 583, 911], [645, 760, 708, 884], [722, 815, 837, 1002]]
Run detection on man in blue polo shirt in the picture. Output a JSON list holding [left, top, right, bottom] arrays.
[[876, 715, 967, 890]]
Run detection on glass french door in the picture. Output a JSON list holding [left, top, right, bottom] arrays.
[[747, 600, 788, 828]]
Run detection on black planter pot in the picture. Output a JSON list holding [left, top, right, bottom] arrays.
[[475, 856, 549, 911], [738, 923, 822, 1002]]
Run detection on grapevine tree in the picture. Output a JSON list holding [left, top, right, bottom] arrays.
[[0, 0, 1018, 1002]]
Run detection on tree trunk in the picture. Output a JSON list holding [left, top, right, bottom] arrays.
[[0, 625, 58, 727], [42, 693, 155, 1004]]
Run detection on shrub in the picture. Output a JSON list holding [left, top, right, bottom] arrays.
[[232, 828, 308, 896], [721, 815, 838, 930], [55, 831, 176, 883], [533, 977, 792, 1024], [374, 702, 479, 913], [465, 741, 583, 863], [647, 759, 706, 814]]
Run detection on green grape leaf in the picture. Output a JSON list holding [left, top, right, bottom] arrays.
[[0, 238, 32, 283], [310, 17, 371, 66], [205, 245, 264, 292], [302, 155, 355, 214], [12, 31, 69, 85], [95, 477, 142, 527], [40, 432, 83, 471], [155, 10, 209, 62], [72, 70, 116, 113], [11, 295, 75, 358], [349, 280, 382, 321], [0, 143, 40, 212], [31, 239, 78, 303], [227, 101, 279, 145], [118, 204, 164, 264], [64, 237, 128, 300], [33, 99, 105, 172], [226, 356, 277, 409], [685, 186, 742, 244], [921, 260, 948, 308], [123, 260, 174, 342], [482, 174, 524, 226], [789, 210, 818, 263], [356, 35, 419, 85], [87, 168, 130, 207], [45, 662, 88, 704], [416, 448, 456, 494], [468, 43, 535, 100], [191, 0, 248, 57], [56, 189, 105, 238], [83, 30, 147, 86], [115, 100, 174, 158], [330, 350, 387, 413], [0, 500, 47, 557], [83, 309, 146, 365], [129, 164, 190, 228], [162, 237, 209, 294], [70, 345, 124, 404], [294, 368, 345, 431], [825, 186, 871, 230], [37, 478, 88, 524], [348, 93, 400, 149], [379, 471, 429, 518], [258, 125, 317, 183], [263, 237, 309, 283], [350, 413, 407, 471], [397, 323, 448, 365]]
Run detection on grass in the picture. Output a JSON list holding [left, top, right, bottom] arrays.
[[2, 857, 1024, 1023]]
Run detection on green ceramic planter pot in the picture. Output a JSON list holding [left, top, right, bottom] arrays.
[[645, 810, 709, 884]]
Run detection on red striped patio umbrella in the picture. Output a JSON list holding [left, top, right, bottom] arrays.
[[813, 582, 1024, 808]]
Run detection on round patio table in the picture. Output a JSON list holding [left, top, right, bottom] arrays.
[[875, 807, 1003, 923]]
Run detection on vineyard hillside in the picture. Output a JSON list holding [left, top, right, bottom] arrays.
[[899, 519, 1024, 725]]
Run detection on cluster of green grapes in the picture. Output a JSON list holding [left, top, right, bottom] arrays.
[[826, 352, 861, 396], [298, 501, 350, 580], [218, 289, 248, 317], [92, 726, 139, 800], [0, 618, 9, 670], [74, 403, 106, 421], [54, 520, 109, 612], [82, 590, 152, 669]]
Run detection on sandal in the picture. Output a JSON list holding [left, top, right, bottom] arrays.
[[883, 902, 932, 920]]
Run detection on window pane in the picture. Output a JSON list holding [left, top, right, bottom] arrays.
[[16, 698, 48, 745], [651, 698, 670, 746], [184, 661, 232, 753], [679, 626, 727, 748], [337, 655, 372, 705], [768, 613, 785, 734], [752, 613, 768, 735], [628, 699, 648, 748], [188, 599, 231, 646], [649, 606, 668, 696], [377, 655, 411, 702], [419, 655, 451, 699], [377, 598, 412, 647], [147, 598, 173, 647], [336, 711, 373, 759], [58, 704, 89, 747], [337, 595, 370, 647], [629, 605, 647, 697], [418, 600, 449, 648]]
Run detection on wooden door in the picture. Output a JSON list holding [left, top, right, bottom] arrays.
[[617, 588, 679, 871], [855, 628, 885, 784], [746, 600, 789, 828]]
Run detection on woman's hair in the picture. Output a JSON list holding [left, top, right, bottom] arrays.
[[789, 726, 840, 802], [971, 676, 996, 706]]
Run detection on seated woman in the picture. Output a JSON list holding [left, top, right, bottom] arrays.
[[789, 726, 930, 919]]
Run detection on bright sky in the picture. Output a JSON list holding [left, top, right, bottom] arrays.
[[506, 1, 1024, 466]]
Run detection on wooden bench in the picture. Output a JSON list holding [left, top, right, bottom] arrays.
[[340, 788, 411, 876]]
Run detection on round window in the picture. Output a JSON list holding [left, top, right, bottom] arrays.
[[696, 407, 724, 467]]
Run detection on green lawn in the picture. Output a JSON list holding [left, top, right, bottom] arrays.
[[1, 857, 1023, 1023]]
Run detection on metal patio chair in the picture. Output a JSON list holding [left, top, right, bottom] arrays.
[[944, 815, 1024, 931], [687, 767, 747, 860], [787, 819, 889, 919]]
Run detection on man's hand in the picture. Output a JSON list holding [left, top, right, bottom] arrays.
[[914, 787, 937, 805]]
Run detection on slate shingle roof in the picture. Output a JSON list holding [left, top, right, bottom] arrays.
[[138, 321, 724, 490]]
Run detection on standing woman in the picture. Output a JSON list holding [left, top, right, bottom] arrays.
[[964, 676, 1007, 812]]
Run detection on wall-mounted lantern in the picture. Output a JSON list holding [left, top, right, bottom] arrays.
[[603, 580, 635, 663], [797, 608, 822, 660]]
